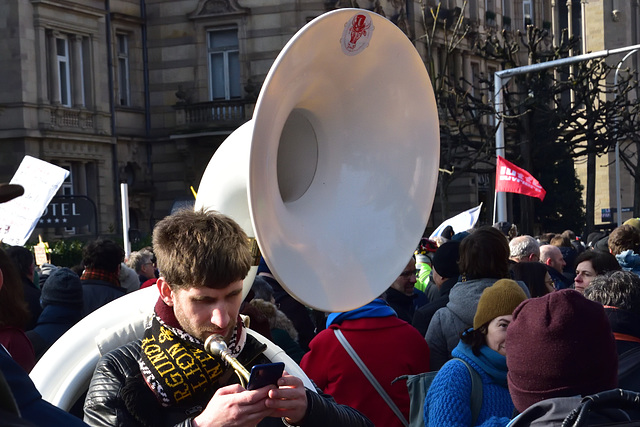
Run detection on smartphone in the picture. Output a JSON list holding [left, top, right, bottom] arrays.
[[246, 362, 285, 390]]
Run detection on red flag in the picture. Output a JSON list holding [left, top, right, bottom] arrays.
[[495, 156, 546, 201]]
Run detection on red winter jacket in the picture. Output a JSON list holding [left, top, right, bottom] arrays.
[[300, 316, 430, 427]]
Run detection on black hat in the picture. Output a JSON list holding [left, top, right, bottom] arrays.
[[493, 221, 512, 236], [587, 231, 606, 249], [594, 235, 610, 253], [432, 241, 461, 279], [0, 183, 24, 203], [41, 267, 83, 309]]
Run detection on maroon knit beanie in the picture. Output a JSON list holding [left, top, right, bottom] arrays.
[[506, 289, 617, 413]]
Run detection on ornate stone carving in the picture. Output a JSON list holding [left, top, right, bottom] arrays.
[[202, 0, 232, 14], [190, 0, 248, 18]]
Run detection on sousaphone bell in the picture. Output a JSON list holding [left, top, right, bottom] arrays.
[[195, 8, 440, 313]]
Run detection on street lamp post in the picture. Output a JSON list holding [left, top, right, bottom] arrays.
[[613, 49, 639, 227], [493, 43, 640, 223]]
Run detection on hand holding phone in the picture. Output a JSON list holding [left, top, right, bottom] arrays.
[[246, 362, 285, 391]]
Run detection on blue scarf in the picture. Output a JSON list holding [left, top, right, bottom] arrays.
[[454, 340, 508, 387], [326, 298, 396, 328]]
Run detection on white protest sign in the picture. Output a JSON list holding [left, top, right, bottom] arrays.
[[429, 203, 483, 240], [0, 156, 69, 246]]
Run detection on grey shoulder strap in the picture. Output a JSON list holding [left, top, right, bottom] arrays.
[[454, 357, 484, 426], [334, 329, 409, 427]]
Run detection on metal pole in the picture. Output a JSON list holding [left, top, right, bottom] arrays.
[[493, 43, 640, 223], [494, 73, 508, 223], [120, 183, 131, 259], [613, 49, 639, 227]]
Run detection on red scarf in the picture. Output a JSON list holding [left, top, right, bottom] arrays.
[[81, 268, 121, 287]]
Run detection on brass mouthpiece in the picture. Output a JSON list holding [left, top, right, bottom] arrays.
[[204, 334, 250, 388]]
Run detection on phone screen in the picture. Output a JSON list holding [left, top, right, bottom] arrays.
[[246, 362, 285, 390]]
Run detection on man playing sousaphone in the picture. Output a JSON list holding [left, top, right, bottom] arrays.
[[83, 209, 372, 427]]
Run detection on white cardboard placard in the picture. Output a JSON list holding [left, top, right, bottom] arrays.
[[0, 156, 69, 246]]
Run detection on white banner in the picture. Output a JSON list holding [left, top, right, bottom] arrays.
[[0, 156, 69, 246], [429, 203, 483, 240]]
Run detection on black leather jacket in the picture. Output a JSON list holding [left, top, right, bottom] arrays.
[[83, 338, 372, 427]]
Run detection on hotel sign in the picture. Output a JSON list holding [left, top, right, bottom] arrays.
[[39, 195, 96, 228]]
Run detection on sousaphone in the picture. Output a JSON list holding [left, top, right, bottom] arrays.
[[30, 8, 439, 409], [195, 8, 439, 312]]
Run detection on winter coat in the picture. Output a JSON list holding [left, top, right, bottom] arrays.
[[81, 279, 126, 317], [506, 394, 639, 426], [424, 341, 513, 426], [26, 304, 83, 360], [425, 278, 529, 369], [84, 336, 373, 427], [0, 327, 35, 372], [22, 276, 42, 330], [616, 250, 640, 275], [413, 276, 458, 337], [301, 310, 430, 427], [0, 345, 88, 426], [385, 287, 428, 324], [547, 267, 573, 291], [603, 306, 640, 391]]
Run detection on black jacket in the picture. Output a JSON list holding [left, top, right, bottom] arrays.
[[604, 307, 640, 392], [22, 276, 42, 330], [385, 287, 427, 324], [83, 337, 373, 427], [412, 277, 457, 337], [81, 279, 126, 317]]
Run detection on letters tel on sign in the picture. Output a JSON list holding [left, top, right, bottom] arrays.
[[38, 196, 97, 229]]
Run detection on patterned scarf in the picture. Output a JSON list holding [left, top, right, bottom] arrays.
[[139, 298, 247, 407], [81, 268, 121, 287]]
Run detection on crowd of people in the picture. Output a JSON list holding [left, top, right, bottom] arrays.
[[3, 179, 640, 426]]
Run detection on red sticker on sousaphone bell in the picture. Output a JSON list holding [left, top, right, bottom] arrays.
[[341, 12, 374, 56]]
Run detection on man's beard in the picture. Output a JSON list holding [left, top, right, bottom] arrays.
[[174, 311, 237, 344]]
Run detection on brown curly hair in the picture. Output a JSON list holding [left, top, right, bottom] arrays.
[[458, 226, 510, 280], [249, 298, 299, 342], [152, 209, 252, 290], [608, 225, 640, 256]]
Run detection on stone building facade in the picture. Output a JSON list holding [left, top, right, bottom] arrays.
[[577, 1, 640, 226], [2, 0, 589, 243]]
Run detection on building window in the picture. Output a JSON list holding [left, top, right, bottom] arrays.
[[468, 0, 479, 21], [486, 0, 495, 13], [207, 29, 241, 100], [117, 34, 131, 106], [49, 32, 87, 108], [502, 0, 512, 29], [523, 0, 533, 27], [56, 37, 72, 107]]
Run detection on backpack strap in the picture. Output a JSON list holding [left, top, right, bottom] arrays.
[[334, 329, 409, 427], [453, 358, 483, 426]]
